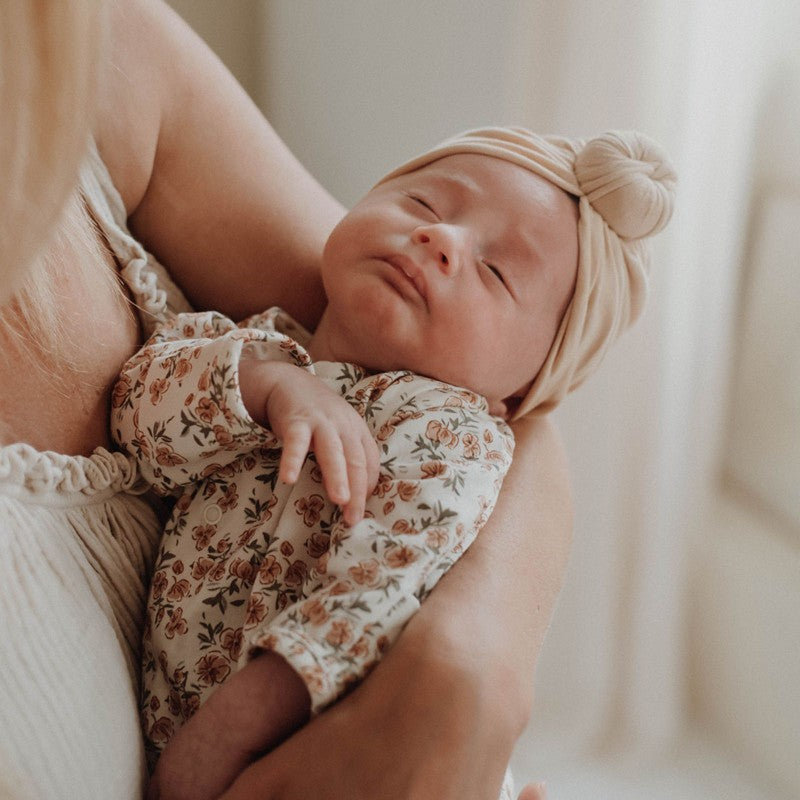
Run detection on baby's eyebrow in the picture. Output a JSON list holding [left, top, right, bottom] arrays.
[[418, 171, 483, 202]]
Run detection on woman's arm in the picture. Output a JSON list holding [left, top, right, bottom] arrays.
[[220, 414, 573, 800], [95, 0, 342, 329]]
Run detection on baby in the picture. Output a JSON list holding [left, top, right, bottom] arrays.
[[112, 127, 675, 799]]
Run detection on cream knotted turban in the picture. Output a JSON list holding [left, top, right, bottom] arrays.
[[377, 127, 677, 417]]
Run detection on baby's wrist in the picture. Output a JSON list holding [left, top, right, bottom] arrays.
[[237, 358, 286, 427]]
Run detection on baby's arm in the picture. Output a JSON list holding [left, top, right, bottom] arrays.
[[149, 379, 513, 800], [249, 378, 515, 712], [112, 310, 377, 520], [238, 359, 379, 525]]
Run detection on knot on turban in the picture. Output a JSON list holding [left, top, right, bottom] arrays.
[[376, 127, 677, 417]]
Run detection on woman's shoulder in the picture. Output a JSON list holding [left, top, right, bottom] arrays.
[[93, 1, 175, 217]]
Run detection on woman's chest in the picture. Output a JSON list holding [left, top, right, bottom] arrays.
[[0, 199, 142, 456]]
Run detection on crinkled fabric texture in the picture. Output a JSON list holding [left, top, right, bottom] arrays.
[[0, 139, 191, 800], [378, 127, 677, 416]]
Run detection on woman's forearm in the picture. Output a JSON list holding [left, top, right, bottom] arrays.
[[217, 414, 573, 800], [408, 413, 573, 732]]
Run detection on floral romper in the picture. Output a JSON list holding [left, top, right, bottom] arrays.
[[110, 307, 514, 763]]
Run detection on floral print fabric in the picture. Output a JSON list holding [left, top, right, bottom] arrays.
[[111, 307, 514, 753]]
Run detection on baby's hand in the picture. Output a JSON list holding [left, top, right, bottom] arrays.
[[239, 359, 380, 525]]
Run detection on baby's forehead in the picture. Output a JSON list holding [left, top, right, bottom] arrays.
[[399, 155, 578, 228]]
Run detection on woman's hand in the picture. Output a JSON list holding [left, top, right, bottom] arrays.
[[218, 620, 518, 800], [218, 415, 572, 800], [238, 359, 380, 525]]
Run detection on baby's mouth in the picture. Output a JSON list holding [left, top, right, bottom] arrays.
[[382, 256, 428, 303]]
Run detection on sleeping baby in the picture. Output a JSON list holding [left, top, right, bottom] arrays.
[[111, 126, 676, 800]]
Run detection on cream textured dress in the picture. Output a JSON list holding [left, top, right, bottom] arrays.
[[0, 142, 190, 800]]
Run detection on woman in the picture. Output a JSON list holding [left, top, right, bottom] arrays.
[[0, 1, 572, 798]]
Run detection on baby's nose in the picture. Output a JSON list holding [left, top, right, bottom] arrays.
[[413, 225, 461, 275]]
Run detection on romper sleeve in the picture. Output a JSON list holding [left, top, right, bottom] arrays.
[[244, 375, 515, 713], [110, 309, 312, 495]]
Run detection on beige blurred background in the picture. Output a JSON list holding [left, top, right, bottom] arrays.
[[168, 2, 800, 797]]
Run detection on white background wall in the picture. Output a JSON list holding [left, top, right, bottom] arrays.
[[168, 2, 800, 797]]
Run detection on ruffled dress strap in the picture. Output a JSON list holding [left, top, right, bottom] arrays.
[[80, 137, 193, 336]]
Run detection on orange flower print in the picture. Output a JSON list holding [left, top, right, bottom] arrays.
[[195, 396, 218, 423], [385, 545, 418, 568], [421, 461, 448, 479], [301, 598, 329, 626], [308, 463, 323, 484], [280, 541, 294, 558], [237, 527, 257, 548], [149, 377, 170, 405], [150, 570, 168, 601], [218, 484, 239, 511], [383, 500, 395, 515], [425, 419, 459, 449], [166, 578, 191, 602], [284, 559, 309, 589], [325, 619, 354, 646], [167, 690, 182, 717], [348, 558, 380, 587], [245, 594, 268, 626], [395, 481, 419, 501], [155, 445, 187, 467], [327, 580, 353, 596], [220, 627, 243, 661], [426, 527, 449, 549], [200, 462, 224, 478], [173, 358, 192, 380], [295, 494, 325, 527], [391, 519, 418, 536], [444, 395, 464, 408], [258, 554, 282, 583], [300, 665, 326, 697], [189, 556, 215, 580], [461, 433, 480, 459], [483, 428, 494, 444], [197, 367, 211, 392], [372, 473, 393, 498], [148, 716, 174, 744], [195, 653, 231, 687], [348, 636, 370, 659], [181, 692, 201, 722], [213, 425, 235, 448], [228, 558, 256, 584], [164, 607, 188, 639], [111, 374, 130, 409], [304, 530, 330, 559], [376, 422, 395, 442], [191, 524, 215, 551]]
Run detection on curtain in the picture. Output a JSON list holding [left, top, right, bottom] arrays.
[[261, 0, 790, 771]]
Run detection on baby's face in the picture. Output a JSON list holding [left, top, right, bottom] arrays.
[[315, 154, 579, 416]]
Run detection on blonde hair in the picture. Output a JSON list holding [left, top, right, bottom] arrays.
[[0, 1, 105, 305]]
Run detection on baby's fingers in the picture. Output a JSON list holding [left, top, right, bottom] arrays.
[[340, 440, 371, 527], [278, 421, 313, 485], [311, 425, 351, 508]]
